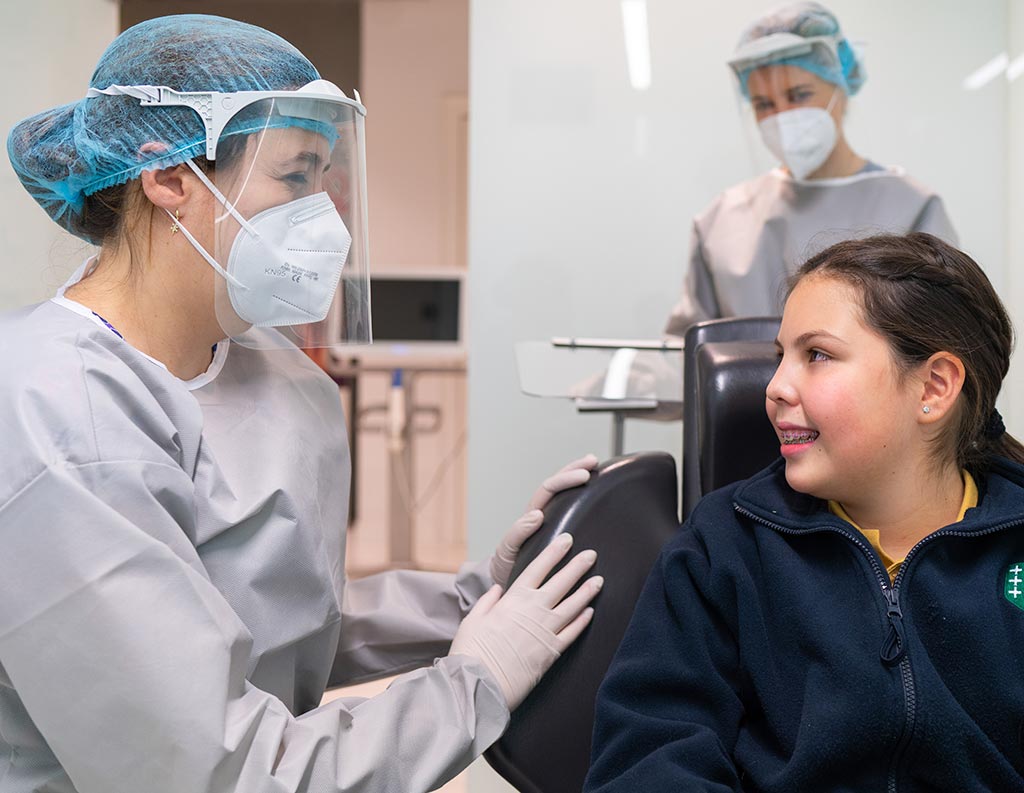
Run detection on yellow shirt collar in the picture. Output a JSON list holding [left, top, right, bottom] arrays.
[[829, 471, 978, 581]]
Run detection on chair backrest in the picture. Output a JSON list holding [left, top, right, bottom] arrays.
[[484, 452, 680, 793], [682, 317, 781, 520]]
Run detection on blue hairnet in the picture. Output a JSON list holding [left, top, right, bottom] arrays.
[[7, 14, 322, 240], [734, 2, 865, 98]]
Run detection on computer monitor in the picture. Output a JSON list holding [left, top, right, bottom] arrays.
[[335, 269, 466, 361], [371, 273, 462, 343]]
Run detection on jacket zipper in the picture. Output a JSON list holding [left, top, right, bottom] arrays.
[[881, 586, 914, 793], [733, 505, 1024, 793]]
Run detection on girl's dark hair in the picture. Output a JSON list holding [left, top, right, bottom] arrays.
[[793, 232, 1024, 477]]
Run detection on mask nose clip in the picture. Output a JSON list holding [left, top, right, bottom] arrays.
[[289, 199, 336, 227]]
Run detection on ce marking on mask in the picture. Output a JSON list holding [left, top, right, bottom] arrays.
[[266, 262, 321, 283]]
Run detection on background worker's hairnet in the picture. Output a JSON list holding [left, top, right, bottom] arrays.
[[733, 2, 865, 98], [7, 14, 321, 240]]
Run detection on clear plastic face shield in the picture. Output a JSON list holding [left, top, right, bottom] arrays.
[[92, 80, 371, 348], [728, 34, 847, 181]]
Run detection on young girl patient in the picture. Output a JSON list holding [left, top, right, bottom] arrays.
[[585, 233, 1024, 792]]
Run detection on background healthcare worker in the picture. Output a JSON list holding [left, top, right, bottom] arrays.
[[1, 14, 603, 793], [664, 1, 958, 337]]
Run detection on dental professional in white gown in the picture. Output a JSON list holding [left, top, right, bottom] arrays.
[[0, 14, 602, 793], [665, 2, 957, 338]]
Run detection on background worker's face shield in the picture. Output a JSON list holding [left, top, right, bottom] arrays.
[[728, 34, 849, 180], [122, 80, 372, 349]]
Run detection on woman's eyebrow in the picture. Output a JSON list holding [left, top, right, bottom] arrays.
[[281, 151, 323, 168]]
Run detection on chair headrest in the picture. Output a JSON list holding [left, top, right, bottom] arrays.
[[696, 340, 781, 504]]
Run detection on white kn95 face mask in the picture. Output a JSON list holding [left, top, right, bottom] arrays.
[[757, 107, 838, 180], [169, 160, 352, 328]]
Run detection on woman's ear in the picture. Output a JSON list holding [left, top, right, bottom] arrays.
[[139, 165, 188, 212], [918, 351, 966, 425], [136, 142, 209, 214], [136, 141, 185, 212]]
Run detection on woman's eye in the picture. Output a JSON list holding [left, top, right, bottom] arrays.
[[789, 89, 814, 104], [809, 349, 830, 363], [283, 172, 309, 186]]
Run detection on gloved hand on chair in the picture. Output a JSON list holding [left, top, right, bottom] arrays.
[[489, 454, 598, 589], [450, 531, 602, 710]]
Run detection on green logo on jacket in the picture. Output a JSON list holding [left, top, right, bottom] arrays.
[[1005, 563, 1024, 610]]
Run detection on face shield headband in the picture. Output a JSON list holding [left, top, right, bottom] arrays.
[[85, 80, 363, 160], [728, 33, 848, 98]]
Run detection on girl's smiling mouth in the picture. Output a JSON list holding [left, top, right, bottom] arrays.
[[781, 429, 820, 444]]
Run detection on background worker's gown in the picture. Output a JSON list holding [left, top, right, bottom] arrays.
[[664, 166, 958, 336], [0, 274, 507, 793]]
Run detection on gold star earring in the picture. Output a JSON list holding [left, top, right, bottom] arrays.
[[170, 209, 181, 234]]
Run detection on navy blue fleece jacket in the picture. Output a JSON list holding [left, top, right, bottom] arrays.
[[585, 458, 1024, 792]]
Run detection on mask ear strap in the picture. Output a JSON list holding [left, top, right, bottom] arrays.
[[162, 207, 248, 290], [214, 104, 274, 224], [183, 159, 261, 239], [825, 86, 842, 113]]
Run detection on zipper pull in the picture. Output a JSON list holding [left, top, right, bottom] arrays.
[[880, 587, 907, 666]]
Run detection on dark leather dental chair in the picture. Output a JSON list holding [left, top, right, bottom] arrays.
[[484, 452, 679, 793], [483, 318, 783, 791], [682, 317, 782, 519]]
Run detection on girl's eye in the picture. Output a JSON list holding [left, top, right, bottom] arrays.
[[809, 349, 830, 363]]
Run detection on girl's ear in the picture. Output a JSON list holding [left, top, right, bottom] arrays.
[[918, 351, 966, 425]]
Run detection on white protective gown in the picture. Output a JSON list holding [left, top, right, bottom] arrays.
[[664, 166, 958, 336], [0, 285, 508, 792]]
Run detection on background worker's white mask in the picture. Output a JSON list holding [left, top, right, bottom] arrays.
[[171, 161, 353, 328], [757, 107, 838, 180]]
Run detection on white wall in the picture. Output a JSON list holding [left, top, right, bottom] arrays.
[[0, 0, 116, 309], [838, 0, 1007, 290], [466, 3, 1009, 786]]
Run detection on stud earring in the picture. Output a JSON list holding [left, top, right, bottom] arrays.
[[170, 209, 181, 234], [922, 405, 932, 414]]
